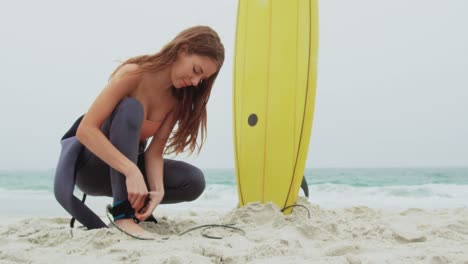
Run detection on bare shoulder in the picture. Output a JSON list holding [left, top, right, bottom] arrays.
[[169, 95, 182, 115], [78, 63, 144, 130], [110, 63, 142, 83]]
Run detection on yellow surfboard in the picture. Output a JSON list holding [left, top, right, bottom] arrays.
[[233, 0, 319, 214]]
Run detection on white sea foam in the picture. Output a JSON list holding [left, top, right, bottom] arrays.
[[308, 184, 468, 210], [2, 183, 468, 217]]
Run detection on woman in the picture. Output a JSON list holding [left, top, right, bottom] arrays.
[[54, 25, 224, 236]]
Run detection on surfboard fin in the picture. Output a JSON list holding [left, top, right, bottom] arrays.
[[301, 176, 309, 198]]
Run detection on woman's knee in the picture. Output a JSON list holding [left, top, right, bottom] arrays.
[[163, 159, 206, 202], [186, 166, 206, 201], [111, 97, 144, 129]]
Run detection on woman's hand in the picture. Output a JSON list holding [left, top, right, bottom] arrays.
[[124, 165, 149, 211], [134, 189, 165, 222]]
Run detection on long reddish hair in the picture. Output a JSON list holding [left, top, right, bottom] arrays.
[[110, 26, 225, 155]]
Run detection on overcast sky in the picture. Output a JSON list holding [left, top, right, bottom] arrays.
[[0, 0, 467, 170]]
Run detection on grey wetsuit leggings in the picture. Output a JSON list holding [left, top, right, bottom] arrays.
[[54, 97, 205, 229]]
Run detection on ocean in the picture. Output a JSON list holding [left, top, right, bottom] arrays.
[[1, 167, 467, 217]]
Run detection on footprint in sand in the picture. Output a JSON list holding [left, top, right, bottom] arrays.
[[324, 243, 361, 257]]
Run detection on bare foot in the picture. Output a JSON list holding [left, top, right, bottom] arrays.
[[114, 218, 152, 239]]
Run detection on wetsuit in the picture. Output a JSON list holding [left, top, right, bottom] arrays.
[[54, 97, 206, 229]]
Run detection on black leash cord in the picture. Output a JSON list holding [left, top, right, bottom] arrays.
[[281, 204, 311, 219], [105, 205, 245, 241], [179, 224, 246, 239], [72, 203, 309, 240]]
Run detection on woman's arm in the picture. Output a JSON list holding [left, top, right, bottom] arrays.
[[78, 64, 150, 210], [144, 105, 181, 192], [76, 64, 141, 176], [134, 106, 180, 220]]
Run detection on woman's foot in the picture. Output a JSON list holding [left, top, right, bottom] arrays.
[[114, 218, 153, 239]]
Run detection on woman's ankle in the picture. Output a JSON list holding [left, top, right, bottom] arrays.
[[114, 218, 144, 232]]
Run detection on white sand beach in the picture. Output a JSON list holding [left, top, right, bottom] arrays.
[[1, 197, 467, 264]]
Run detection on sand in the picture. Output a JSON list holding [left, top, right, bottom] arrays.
[[1, 197, 468, 264]]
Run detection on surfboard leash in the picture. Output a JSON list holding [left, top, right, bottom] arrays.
[[281, 204, 311, 219], [70, 204, 307, 241], [105, 204, 245, 241]]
